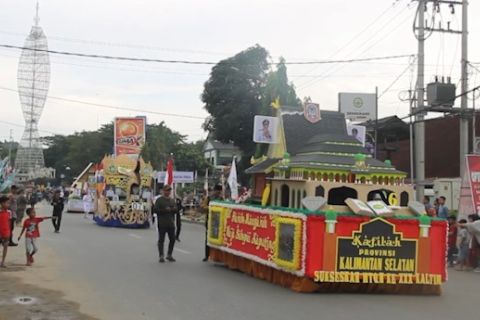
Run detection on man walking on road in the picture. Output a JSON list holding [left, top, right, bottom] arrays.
[[153, 185, 177, 263], [51, 190, 64, 233]]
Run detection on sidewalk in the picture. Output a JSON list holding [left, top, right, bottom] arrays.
[[0, 240, 98, 320]]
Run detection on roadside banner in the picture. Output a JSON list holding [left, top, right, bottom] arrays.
[[339, 92, 376, 122], [156, 171, 194, 183], [465, 155, 480, 216], [114, 117, 146, 156]]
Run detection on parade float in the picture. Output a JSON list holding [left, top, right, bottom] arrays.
[[207, 106, 447, 295], [68, 163, 95, 213], [93, 154, 153, 228]]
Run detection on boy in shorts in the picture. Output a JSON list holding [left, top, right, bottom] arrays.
[[0, 195, 11, 268], [17, 207, 52, 266]]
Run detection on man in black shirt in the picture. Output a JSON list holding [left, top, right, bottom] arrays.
[[153, 185, 178, 263], [51, 190, 64, 233]]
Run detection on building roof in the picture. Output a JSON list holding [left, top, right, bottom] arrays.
[[245, 158, 281, 174], [247, 111, 406, 176], [204, 136, 239, 152], [360, 115, 410, 141]]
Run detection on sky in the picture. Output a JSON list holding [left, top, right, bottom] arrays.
[[0, 0, 479, 144]]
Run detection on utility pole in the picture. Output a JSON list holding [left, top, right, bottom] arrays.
[[414, 0, 426, 200], [459, 0, 469, 177], [412, 0, 468, 199]]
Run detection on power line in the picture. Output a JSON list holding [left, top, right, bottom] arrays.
[[0, 30, 232, 57], [298, 4, 413, 89], [0, 44, 413, 66], [291, 1, 403, 82], [0, 120, 60, 136], [0, 86, 207, 120], [379, 57, 417, 98]]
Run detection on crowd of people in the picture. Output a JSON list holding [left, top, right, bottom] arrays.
[[0, 185, 63, 268], [423, 195, 480, 272]]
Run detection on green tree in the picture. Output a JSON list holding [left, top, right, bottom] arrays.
[[202, 44, 269, 158], [141, 122, 185, 170], [262, 57, 302, 114]]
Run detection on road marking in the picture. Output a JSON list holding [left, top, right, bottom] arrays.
[[174, 248, 191, 255], [129, 233, 142, 239]]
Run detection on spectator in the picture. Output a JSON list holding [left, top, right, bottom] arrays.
[[175, 198, 183, 242], [456, 219, 471, 271], [17, 207, 52, 266], [0, 196, 12, 267], [458, 214, 480, 272], [423, 196, 433, 211], [16, 188, 28, 226], [8, 185, 18, 246], [437, 196, 449, 219], [447, 215, 458, 267]]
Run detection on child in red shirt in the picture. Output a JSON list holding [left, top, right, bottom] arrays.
[[18, 207, 52, 266], [0, 195, 11, 268]]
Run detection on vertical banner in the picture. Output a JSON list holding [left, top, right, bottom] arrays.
[[114, 117, 146, 156], [253, 116, 279, 144], [346, 124, 366, 146], [466, 155, 480, 215]]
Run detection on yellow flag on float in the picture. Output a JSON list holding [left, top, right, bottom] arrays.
[[270, 97, 281, 110]]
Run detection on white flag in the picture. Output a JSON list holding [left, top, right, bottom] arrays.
[[228, 158, 238, 200]]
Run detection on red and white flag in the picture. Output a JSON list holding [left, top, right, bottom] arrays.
[[164, 158, 174, 186]]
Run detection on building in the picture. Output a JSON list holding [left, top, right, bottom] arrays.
[[247, 111, 411, 208], [203, 135, 242, 169], [364, 113, 480, 180]]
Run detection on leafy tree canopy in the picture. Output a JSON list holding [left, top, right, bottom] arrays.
[[202, 44, 269, 157]]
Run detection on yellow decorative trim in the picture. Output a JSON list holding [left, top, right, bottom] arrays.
[[273, 216, 303, 271], [208, 206, 227, 246]]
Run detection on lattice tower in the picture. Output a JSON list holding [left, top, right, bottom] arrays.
[[14, 2, 50, 179]]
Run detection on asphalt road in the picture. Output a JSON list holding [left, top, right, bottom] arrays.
[[38, 205, 478, 320]]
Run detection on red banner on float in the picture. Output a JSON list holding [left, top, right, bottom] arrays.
[[223, 209, 275, 261], [466, 155, 480, 214], [114, 117, 146, 156]]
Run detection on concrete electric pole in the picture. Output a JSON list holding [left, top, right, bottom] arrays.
[[413, 0, 468, 199], [459, 0, 469, 177], [414, 0, 426, 200]]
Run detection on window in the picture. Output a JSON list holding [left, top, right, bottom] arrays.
[[281, 184, 290, 207], [274, 189, 278, 206], [297, 190, 301, 208], [315, 185, 325, 197], [328, 187, 357, 205], [291, 189, 296, 208], [400, 191, 409, 206]]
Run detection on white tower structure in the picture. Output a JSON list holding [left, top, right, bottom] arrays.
[[15, 2, 51, 181]]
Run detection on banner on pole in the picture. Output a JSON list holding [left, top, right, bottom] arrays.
[[156, 171, 194, 183], [114, 117, 146, 156], [339, 92, 376, 122], [466, 155, 480, 215]]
